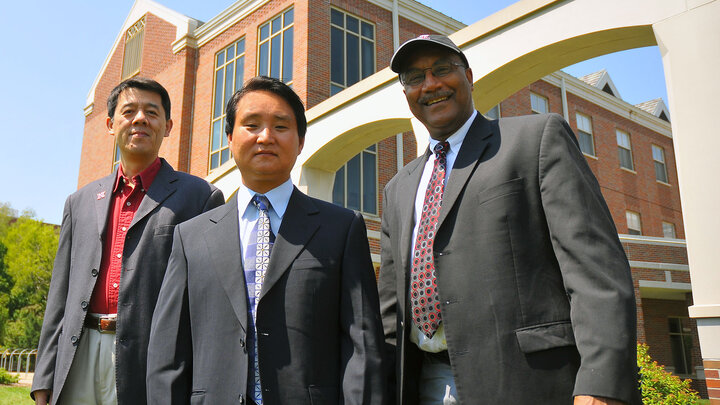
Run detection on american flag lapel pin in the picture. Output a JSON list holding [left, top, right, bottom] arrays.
[[97, 191, 106, 200]]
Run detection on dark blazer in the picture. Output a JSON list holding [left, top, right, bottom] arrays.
[[146, 187, 385, 405], [378, 113, 640, 404], [32, 159, 224, 405]]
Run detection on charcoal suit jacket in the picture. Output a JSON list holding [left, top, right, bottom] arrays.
[[378, 113, 640, 404]]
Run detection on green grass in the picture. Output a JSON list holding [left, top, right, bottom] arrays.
[[0, 385, 33, 405]]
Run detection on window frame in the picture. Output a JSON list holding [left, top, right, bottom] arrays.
[[625, 210, 642, 235], [329, 7, 376, 96], [209, 37, 247, 172], [575, 112, 595, 157], [530, 92, 549, 114], [616, 129, 635, 171], [121, 17, 146, 80], [332, 144, 378, 215], [485, 104, 501, 119], [257, 7, 295, 85], [668, 317, 694, 376], [652, 144, 669, 183], [662, 221, 677, 239], [112, 144, 121, 173]]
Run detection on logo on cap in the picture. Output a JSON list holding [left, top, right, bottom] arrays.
[[419, 34, 430, 39]]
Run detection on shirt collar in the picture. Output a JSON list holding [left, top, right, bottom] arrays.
[[427, 110, 477, 155], [114, 158, 162, 193], [236, 178, 294, 219]]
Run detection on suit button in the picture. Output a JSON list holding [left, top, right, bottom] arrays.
[[238, 394, 244, 404], [91, 269, 98, 277], [81, 301, 88, 310], [239, 339, 245, 348], [70, 336, 78, 345]]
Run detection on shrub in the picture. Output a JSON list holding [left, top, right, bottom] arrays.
[[638, 343, 700, 404], [0, 367, 19, 385]]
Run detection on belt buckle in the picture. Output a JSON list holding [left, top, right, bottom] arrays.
[[96, 314, 116, 334]]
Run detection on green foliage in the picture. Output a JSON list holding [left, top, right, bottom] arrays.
[[0, 203, 59, 348], [0, 368, 19, 385], [638, 343, 700, 404], [0, 384, 33, 404]]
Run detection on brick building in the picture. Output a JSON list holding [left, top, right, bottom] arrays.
[[79, 0, 708, 396]]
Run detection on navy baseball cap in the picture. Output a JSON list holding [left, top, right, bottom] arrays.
[[390, 34, 469, 73]]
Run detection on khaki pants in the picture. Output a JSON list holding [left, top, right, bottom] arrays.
[[58, 328, 117, 405]]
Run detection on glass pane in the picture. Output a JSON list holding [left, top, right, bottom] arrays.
[[670, 335, 687, 374], [221, 148, 230, 165], [663, 222, 676, 238], [361, 39, 374, 79], [227, 44, 235, 59], [237, 38, 245, 55], [260, 23, 269, 41], [617, 131, 630, 148], [216, 51, 225, 67], [619, 148, 633, 170], [331, 27, 345, 85], [333, 166, 345, 206], [652, 145, 665, 162], [346, 155, 361, 210], [362, 152, 377, 214], [366, 144, 376, 152], [224, 61, 234, 108], [579, 132, 594, 155], [221, 118, 228, 147], [211, 152, 219, 170], [331, 8, 344, 27], [655, 162, 668, 183], [284, 8, 293, 25], [258, 42, 269, 76], [346, 32, 359, 86], [361, 21, 373, 39], [272, 16, 282, 34], [346, 15, 359, 33], [212, 120, 222, 151], [669, 317, 681, 333], [214, 69, 224, 118], [271, 35, 281, 79], [330, 84, 344, 96], [235, 57, 244, 91], [282, 28, 293, 83]]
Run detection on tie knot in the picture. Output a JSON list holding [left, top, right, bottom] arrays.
[[252, 194, 271, 212], [433, 141, 449, 158]]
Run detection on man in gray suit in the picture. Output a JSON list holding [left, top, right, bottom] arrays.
[[378, 35, 640, 404], [146, 76, 385, 405], [32, 77, 224, 405]]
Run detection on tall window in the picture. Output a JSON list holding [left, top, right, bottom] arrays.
[[662, 221, 676, 239], [122, 17, 145, 80], [626, 211, 642, 235], [530, 92, 548, 114], [616, 130, 634, 170], [112, 144, 121, 172], [575, 113, 595, 156], [209, 38, 246, 171], [485, 105, 500, 119], [333, 145, 377, 215], [668, 317, 693, 375], [652, 144, 669, 183], [330, 8, 375, 95], [258, 8, 294, 84]]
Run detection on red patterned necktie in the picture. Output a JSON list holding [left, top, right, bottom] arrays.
[[411, 141, 449, 339]]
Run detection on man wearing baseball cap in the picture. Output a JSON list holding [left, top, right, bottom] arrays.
[[378, 34, 640, 404]]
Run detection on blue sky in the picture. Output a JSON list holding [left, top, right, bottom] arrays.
[[0, 0, 668, 225]]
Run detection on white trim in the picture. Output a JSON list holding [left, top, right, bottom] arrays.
[[542, 71, 673, 138], [365, 0, 464, 35], [594, 70, 622, 99], [688, 304, 720, 319], [85, 0, 201, 111], [618, 234, 687, 247], [191, 0, 270, 49], [630, 261, 689, 271], [371, 253, 381, 263], [638, 280, 691, 290], [367, 229, 381, 240]]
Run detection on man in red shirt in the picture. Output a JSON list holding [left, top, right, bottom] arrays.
[[32, 77, 225, 405]]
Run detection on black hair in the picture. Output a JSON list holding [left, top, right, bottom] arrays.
[[107, 77, 171, 120], [225, 76, 307, 138]]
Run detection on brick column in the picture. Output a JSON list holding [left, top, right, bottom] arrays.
[[706, 360, 720, 403]]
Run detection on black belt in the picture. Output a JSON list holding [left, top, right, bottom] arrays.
[[84, 315, 117, 333], [422, 350, 450, 365]]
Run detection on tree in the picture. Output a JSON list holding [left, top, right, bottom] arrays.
[[638, 342, 700, 404], [0, 205, 59, 348]]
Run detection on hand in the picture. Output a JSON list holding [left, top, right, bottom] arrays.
[[574, 395, 624, 405], [33, 389, 52, 405]]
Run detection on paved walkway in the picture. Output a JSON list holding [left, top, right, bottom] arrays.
[[13, 372, 33, 386]]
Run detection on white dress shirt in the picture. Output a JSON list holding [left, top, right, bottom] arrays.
[[235, 178, 294, 257], [410, 110, 477, 352]]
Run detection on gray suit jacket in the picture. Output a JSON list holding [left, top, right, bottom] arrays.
[[146, 188, 385, 405], [378, 113, 640, 404], [32, 159, 224, 405]]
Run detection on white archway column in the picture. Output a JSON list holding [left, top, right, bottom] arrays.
[[653, 0, 720, 387]]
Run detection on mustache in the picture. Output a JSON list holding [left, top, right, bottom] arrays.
[[418, 91, 453, 105]]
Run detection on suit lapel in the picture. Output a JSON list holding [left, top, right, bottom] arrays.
[[260, 188, 320, 300], [94, 172, 116, 237], [398, 155, 429, 273], [437, 114, 494, 229], [205, 196, 248, 332], [130, 160, 178, 229]]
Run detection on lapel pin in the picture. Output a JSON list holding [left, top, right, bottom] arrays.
[[97, 191, 106, 200]]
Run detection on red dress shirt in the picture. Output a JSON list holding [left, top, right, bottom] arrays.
[[89, 158, 162, 314]]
